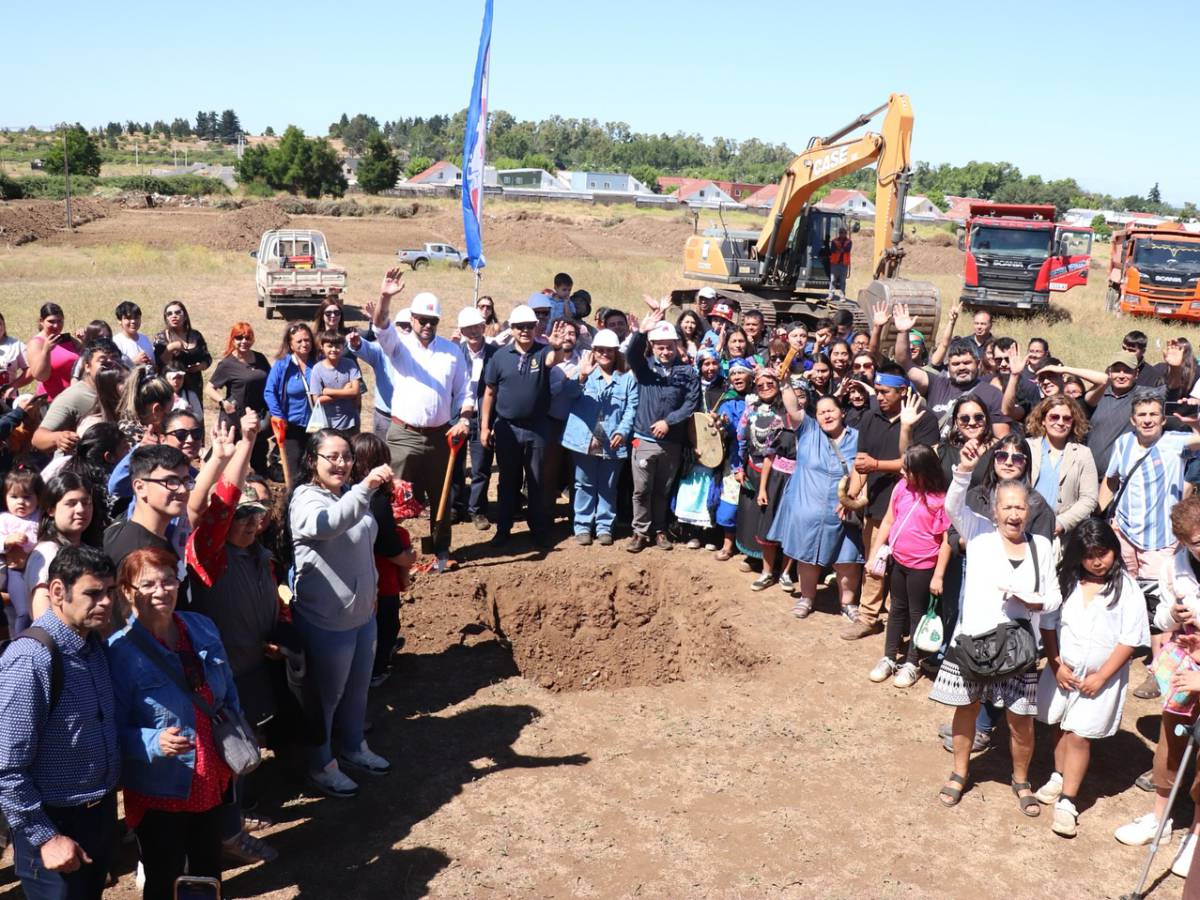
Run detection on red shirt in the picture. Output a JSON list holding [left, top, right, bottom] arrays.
[[123, 615, 232, 827]]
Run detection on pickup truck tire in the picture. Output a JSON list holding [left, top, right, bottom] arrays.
[[411, 258, 428, 270]]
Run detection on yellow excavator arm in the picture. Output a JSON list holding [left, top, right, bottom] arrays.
[[756, 93, 914, 278]]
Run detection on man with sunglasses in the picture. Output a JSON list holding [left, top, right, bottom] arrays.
[[844, 363, 940, 640], [480, 306, 572, 550], [371, 269, 471, 568], [893, 304, 1010, 439]]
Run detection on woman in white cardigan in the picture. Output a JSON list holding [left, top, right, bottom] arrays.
[[932, 438, 1062, 814]]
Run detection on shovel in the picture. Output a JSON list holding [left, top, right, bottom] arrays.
[[427, 430, 467, 569]]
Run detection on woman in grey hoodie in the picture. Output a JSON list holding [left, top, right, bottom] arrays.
[[289, 428, 394, 798]]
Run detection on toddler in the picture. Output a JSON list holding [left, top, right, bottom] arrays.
[[0, 469, 43, 637]]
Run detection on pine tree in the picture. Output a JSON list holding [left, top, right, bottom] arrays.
[[356, 133, 400, 194]]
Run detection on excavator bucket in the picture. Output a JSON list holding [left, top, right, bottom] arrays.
[[857, 277, 941, 348]]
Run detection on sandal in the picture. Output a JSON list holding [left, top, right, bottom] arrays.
[[1011, 780, 1041, 818], [715, 548, 733, 562], [939, 772, 967, 807], [791, 597, 813, 619]]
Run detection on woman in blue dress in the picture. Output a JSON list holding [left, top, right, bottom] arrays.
[[767, 388, 864, 620]]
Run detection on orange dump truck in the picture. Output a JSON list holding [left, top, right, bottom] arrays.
[[1107, 222, 1200, 321]]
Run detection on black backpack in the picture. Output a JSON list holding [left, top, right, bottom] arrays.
[[1, 626, 64, 712]]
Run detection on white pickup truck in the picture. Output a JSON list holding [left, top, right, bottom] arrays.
[[253, 229, 348, 319], [397, 242, 469, 269]]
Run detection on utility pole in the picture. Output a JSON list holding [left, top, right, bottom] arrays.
[[134, 142, 139, 172], [63, 130, 73, 230]]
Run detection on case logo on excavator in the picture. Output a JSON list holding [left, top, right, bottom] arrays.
[[811, 146, 849, 178]]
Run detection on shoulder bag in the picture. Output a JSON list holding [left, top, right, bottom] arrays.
[[950, 535, 1041, 684], [866, 497, 920, 578], [127, 625, 261, 775], [1103, 445, 1155, 522]]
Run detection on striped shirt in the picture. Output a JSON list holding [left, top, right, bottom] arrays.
[[1107, 431, 1195, 551], [0, 611, 119, 847]]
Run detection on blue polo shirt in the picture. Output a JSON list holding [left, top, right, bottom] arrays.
[[484, 343, 553, 425]]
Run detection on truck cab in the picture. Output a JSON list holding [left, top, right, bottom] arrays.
[[959, 203, 1091, 313], [1108, 223, 1200, 321]]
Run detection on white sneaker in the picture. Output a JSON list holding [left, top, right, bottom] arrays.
[[1172, 831, 1198, 877], [1115, 813, 1172, 846], [1052, 798, 1078, 838], [869, 657, 897, 683], [1035, 772, 1063, 805], [894, 663, 920, 688], [340, 741, 392, 776], [308, 759, 359, 798]]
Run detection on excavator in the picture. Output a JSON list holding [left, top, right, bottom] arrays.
[[676, 93, 940, 337]]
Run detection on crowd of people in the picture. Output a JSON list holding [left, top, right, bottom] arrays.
[[3, 277, 1200, 896]]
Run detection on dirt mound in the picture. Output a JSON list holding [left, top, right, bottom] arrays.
[[0, 199, 109, 246], [609, 214, 696, 256], [850, 230, 962, 276], [435, 559, 766, 692], [211, 201, 291, 252]]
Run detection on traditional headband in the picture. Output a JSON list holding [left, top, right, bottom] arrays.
[[728, 357, 755, 372], [875, 372, 909, 389], [696, 347, 720, 362], [753, 367, 780, 382]]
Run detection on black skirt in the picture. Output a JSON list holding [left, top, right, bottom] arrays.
[[735, 463, 791, 557]]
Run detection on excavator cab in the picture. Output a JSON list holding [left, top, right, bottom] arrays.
[[777, 209, 846, 294]]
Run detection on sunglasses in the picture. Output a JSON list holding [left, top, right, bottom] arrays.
[[852, 363, 872, 371], [397, 322, 413, 330], [164, 427, 204, 443], [1045, 413, 1074, 424], [413, 315, 438, 327], [512, 323, 536, 331], [323, 310, 341, 318], [534, 311, 551, 318], [956, 413, 986, 425], [233, 334, 253, 342], [770, 354, 786, 361], [994, 450, 1028, 466]]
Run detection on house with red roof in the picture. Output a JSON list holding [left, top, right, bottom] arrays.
[[942, 195, 986, 224], [816, 188, 875, 218], [742, 184, 779, 210], [658, 176, 765, 202], [672, 179, 739, 208], [407, 160, 461, 185]]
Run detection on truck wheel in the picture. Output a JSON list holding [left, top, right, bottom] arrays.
[[460, 259, 469, 270], [1105, 287, 1120, 313], [412, 258, 428, 270], [265, 307, 274, 320]]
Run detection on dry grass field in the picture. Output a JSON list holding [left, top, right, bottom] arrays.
[[0, 199, 1196, 899]]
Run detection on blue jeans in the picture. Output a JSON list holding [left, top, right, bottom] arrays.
[[294, 612, 376, 770], [13, 792, 117, 900], [572, 452, 621, 536]]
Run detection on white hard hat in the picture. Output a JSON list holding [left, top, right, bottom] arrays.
[[647, 322, 679, 342], [509, 304, 538, 325], [697, 287, 717, 300], [457, 307, 485, 328], [592, 328, 620, 349], [527, 294, 553, 311], [395, 307, 412, 325], [409, 292, 442, 318]]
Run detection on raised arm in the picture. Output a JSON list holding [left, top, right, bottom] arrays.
[[929, 300, 961, 368], [867, 300, 889, 361], [892, 304, 929, 393], [779, 381, 806, 424], [945, 439, 993, 542]]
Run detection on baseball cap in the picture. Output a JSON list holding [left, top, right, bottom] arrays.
[[592, 329, 620, 349], [235, 486, 268, 516], [509, 305, 538, 325], [710, 302, 735, 322], [647, 322, 679, 343], [1109, 351, 1139, 371], [527, 294, 553, 312], [409, 292, 441, 319], [395, 307, 412, 325], [697, 287, 717, 300], [457, 307, 485, 328]]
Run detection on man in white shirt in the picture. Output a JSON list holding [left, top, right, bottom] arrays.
[[371, 269, 471, 565], [112, 301, 155, 369]]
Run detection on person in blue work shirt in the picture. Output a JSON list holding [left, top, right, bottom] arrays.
[[626, 308, 701, 553], [480, 305, 572, 550], [0, 544, 120, 900]]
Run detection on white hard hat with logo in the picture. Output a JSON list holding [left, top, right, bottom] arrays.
[[509, 305, 539, 325], [409, 292, 442, 319], [457, 307, 485, 328], [647, 322, 679, 342]]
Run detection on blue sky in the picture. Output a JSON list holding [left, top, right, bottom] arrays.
[[5, 0, 1196, 203]]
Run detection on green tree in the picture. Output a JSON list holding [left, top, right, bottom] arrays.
[[219, 110, 242, 144], [42, 124, 102, 177], [240, 126, 347, 198], [629, 165, 661, 193], [1149, 182, 1162, 204], [1090, 214, 1112, 241], [339, 114, 380, 154], [170, 118, 192, 139], [521, 152, 554, 172], [1181, 202, 1198, 221], [235, 144, 272, 184], [403, 155, 434, 179], [195, 111, 210, 137], [263, 126, 275, 137], [356, 133, 400, 194]]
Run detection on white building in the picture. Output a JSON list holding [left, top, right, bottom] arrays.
[[561, 171, 652, 194], [816, 188, 875, 218]]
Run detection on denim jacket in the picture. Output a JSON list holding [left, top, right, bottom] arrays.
[[561, 369, 639, 459], [107, 612, 241, 800]]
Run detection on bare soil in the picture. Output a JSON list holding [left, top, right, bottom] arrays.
[[0, 198, 109, 246]]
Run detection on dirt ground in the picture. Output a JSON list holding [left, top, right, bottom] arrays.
[[0, 202, 1186, 898]]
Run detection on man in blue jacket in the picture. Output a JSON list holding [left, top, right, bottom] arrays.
[[626, 314, 700, 552]]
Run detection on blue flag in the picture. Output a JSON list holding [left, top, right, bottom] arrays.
[[461, 0, 492, 271]]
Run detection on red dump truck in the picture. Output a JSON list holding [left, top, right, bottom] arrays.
[[958, 202, 1092, 313]]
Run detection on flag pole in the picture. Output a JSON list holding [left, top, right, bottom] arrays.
[[461, 0, 492, 279]]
